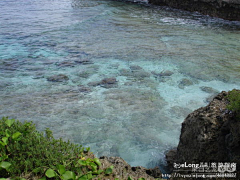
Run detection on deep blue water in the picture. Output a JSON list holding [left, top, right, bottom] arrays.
[[0, 0, 240, 169]]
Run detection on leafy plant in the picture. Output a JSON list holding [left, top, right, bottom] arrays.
[[227, 89, 240, 117], [0, 117, 111, 179], [0, 118, 22, 176]]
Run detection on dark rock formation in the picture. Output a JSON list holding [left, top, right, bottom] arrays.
[[165, 148, 177, 172], [166, 91, 240, 178], [148, 0, 240, 21], [47, 74, 69, 82]]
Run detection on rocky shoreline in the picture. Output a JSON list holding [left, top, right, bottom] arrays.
[[166, 90, 240, 179], [96, 90, 240, 179], [98, 156, 161, 179], [148, 0, 240, 21]]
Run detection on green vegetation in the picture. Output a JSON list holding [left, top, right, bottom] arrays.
[[227, 89, 240, 117], [0, 117, 112, 179], [0, 117, 149, 180]]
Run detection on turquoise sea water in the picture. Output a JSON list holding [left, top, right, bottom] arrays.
[[0, 0, 240, 169]]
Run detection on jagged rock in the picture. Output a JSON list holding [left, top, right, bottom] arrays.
[[146, 166, 162, 178], [165, 148, 177, 172], [99, 156, 161, 179], [47, 74, 69, 82], [148, 0, 240, 21], [166, 91, 240, 178]]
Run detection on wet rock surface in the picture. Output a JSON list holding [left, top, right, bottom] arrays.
[[166, 91, 240, 178], [148, 0, 240, 21]]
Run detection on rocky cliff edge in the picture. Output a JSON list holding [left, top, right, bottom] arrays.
[[166, 90, 240, 179]]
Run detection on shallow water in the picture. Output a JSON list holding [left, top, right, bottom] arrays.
[[0, 0, 240, 169]]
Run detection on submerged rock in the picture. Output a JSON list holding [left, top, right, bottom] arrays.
[[74, 59, 93, 65], [56, 61, 75, 67], [119, 67, 150, 80], [200, 86, 219, 94], [132, 70, 151, 79], [101, 77, 117, 84], [119, 68, 132, 76], [87, 81, 101, 87], [47, 74, 69, 82], [78, 85, 92, 93], [88, 77, 118, 88], [152, 70, 174, 77], [100, 77, 118, 88], [178, 78, 194, 89], [200, 86, 220, 103], [169, 106, 192, 118], [130, 65, 143, 71], [77, 70, 95, 78]]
